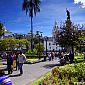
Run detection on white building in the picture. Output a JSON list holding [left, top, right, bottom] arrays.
[[1, 27, 14, 39], [44, 37, 61, 51]]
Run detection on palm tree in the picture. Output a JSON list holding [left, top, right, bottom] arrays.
[[22, 0, 40, 51]]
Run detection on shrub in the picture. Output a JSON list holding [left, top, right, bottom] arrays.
[[36, 62, 85, 85], [25, 49, 37, 56]]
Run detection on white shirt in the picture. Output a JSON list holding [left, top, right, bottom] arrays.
[[18, 53, 26, 63]]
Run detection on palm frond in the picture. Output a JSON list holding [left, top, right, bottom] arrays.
[[22, 0, 40, 16]]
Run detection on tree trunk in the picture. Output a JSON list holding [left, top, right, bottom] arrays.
[[31, 16, 33, 51], [71, 45, 74, 54]]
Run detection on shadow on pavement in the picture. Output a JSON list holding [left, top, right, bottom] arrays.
[[8, 74, 21, 77], [43, 63, 60, 69]]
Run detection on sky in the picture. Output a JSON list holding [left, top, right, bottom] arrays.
[[0, 0, 85, 37]]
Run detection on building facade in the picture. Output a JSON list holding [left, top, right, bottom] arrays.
[[44, 37, 61, 51]]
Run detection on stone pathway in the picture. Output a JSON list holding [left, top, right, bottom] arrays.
[[5, 58, 60, 85]]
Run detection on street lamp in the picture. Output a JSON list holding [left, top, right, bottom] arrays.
[[44, 36, 48, 61], [37, 31, 43, 59]]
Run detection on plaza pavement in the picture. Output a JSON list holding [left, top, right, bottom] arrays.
[[5, 58, 60, 85]]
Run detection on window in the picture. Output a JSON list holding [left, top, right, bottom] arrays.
[[56, 47, 57, 49], [49, 43, 51, 46], [49, 47, 51, 49]]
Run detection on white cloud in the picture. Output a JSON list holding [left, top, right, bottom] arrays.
[[74, 0, 85, 8]]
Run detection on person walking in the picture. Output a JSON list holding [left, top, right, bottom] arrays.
[[48, 53, 51, 61], [7, 53, 13, 74], [0, 69, 12, 85], [16, 52, 19, 71], [18, 51, 26, 75], [12, 53, 16, 70], [69, 51, 74, 64]]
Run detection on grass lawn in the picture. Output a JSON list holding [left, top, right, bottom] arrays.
[[26, 58, 39, 62], [26, 58, 44, 63], [0, 64, 6, 69]]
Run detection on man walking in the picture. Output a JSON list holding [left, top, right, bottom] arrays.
[[18, 51, 26, 75], [7, 53, 13, 74]]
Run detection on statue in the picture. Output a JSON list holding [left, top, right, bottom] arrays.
[[66, 9, 70, 20]]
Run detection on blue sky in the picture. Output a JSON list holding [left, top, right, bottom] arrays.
[[0, 0, 85, 37]]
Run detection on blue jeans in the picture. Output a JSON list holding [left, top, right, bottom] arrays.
[[19, 63, 23, 74]]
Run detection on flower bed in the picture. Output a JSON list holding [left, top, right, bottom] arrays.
[[29, 62, 85, 85], [38, 62, 85, 85]]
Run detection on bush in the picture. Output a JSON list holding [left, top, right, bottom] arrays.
[[74, 53, 84, 63], [34, 62, 85, 85], [25, 49, 37, 56]]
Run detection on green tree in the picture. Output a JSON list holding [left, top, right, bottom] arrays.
[[0, 22, 4, 38], [5, 38, 16, 51], [20, 39, 30, 50], [55, 10, 80, 53], [0, 40, 8, 51], [22, 0, 41, 50], [35, 43, 44, 53], [76, 36, 85, 52], [15, 39, 30, 50], [56, 20, 79, 53]]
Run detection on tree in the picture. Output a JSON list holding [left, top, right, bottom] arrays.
[[56, 21, 79, 53], [0, 22, 4, 38], [0, 40, 8, 51], [35, 43, 44, 52], [15, 39, 29, 50], [5, 38, 16, 51], [55, 10, 79, 53], [22, 0, 41, 51], [76, 36, 85, 52], [35, 43, 44, 59]]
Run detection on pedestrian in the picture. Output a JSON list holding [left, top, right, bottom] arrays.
[[69, 51, 74, 64], [48, 53, 51, 61], [18, 51, 26, 75], [12, 53, 16, 70], [60, 54, 66, 65], [16, 52, 19, 71], [0, 69, 12, 85], [51, 52, 54, 61], [7, 53, 13, 74]]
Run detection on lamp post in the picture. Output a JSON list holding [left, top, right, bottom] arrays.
[[44, 36, 48, 61], [37, 31, 43, 59]]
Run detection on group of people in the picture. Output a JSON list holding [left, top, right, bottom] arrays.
[[0, 51, 26, 85], [47, 51, 74, 65], [7, 51, 26, 75]]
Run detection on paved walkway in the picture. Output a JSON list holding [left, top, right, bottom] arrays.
[[5, 58, 60, 85]]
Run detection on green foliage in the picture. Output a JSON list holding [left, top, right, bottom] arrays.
[[0, 22, 4, 38], [26, 49, 37, 56], [17, 39, 30, 50], [0, 38, 30, 51], [55, 19, 79, 53], [35, 43, 44, 52], [22, 0, 41, 17], [76, 36, 85, 52], [6, 38, 16, 50], [31, 61, 85, 85], [0, 40, 8, 51], [74, 53, 84, 63]]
